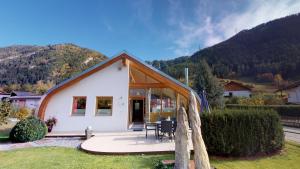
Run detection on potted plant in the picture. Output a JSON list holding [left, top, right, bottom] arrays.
[[45, 117, 57, 132]]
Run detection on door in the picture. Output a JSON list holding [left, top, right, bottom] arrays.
[[132, 99, 144, 122]]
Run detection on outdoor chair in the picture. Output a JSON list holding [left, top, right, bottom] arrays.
[[172, 120, 177, 136], [145, 122, 157, 139], [159, 120, 173, 141]]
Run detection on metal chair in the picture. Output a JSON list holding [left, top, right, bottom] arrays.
[[172, 120, 177, 136], [159, 120, 173, 141], [145, 122, 157, 139]]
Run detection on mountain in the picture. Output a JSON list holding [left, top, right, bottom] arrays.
[[151, 13, 300, 83], [0, 44, 107, 85]]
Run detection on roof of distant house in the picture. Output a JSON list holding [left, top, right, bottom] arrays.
[[279, 81, 300, 91], [0, 91, 10, 95], [223, 81, 252, 91], [10, 95, 42, 100], [11, 91, 38, 97]]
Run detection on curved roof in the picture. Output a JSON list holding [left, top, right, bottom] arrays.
[[37, 51, 201, 119]]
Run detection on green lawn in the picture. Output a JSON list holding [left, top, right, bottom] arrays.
[[0, 142, 299, 169]]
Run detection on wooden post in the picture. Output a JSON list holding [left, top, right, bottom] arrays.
[[176, 93, 180, 118], [188, 91, 211, 169]]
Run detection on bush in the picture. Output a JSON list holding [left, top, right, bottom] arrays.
[[154, 161, 173, 169], [201, 109, 284, 157], [0, 101, 13, 125], [237, 95, 264, 105], [226, 104, 300, 117], [11, 107, 31, 120], [10, 116, 47, 143], [225, 96, 239, 104]]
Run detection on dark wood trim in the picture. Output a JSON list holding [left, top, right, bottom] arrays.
[[129, 83, 166, 88]]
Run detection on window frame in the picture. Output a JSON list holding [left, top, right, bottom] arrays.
[[95, 96, 113, 116], [71, 96, 87, 116]]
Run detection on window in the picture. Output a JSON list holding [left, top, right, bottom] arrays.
[[72, 97, 86, 116], [150, 88, 161, 113], [162, 88, 176, 113], [96, 97, 113, 116]]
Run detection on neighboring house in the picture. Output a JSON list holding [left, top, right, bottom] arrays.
[[280, 81, 300, 104], [0, 91, 10, 101], [37, 52, 201, 132], [10, 91, 42, 110], [223, 81, 252, 97]]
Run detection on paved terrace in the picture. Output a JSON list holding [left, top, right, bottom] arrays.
[[80, 131, 193, 154]]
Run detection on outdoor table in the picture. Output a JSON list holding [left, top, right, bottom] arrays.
[[154, 120, 175, 140]]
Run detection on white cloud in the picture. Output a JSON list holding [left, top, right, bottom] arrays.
[[169, 0, 300, 56]]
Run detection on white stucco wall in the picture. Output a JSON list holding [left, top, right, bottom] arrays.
[[11, 98, 40, 110], [44, 60, 129, 132], [25, 99, 41, 110], [224, 90, 251, 97], [287, 86, 300, 104]]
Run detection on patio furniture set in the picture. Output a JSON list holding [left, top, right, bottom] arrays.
[[145, 117, 177, 141]]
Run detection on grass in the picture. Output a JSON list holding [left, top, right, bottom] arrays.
[[0, 142, 299, 169], [211, 141, 300, 169]]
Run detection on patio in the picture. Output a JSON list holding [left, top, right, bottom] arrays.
[[80, 131, 193, 154]]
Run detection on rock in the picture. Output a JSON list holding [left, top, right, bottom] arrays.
[[175, 107, 190, 169], [188, 91, 211, 169]]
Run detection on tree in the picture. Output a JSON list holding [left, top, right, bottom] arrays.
[[34, 80, 54, 94], [193, 60, 224, 108], [274, 74, 284, 88], [0, 101, 13, 125]]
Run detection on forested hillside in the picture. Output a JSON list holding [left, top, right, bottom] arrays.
[[151, 13, 300, 83], [0, 44, 107, 85]]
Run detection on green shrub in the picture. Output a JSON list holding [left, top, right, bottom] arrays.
[[225, 96, 239, 104], [9, 116, 47, 143], [154, 161, 173, 169], [0, 101, 13, 125], [226, 104, 300, 117], [201, 109, 284, 157]]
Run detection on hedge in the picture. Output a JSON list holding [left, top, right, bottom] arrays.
[[226, 104, 300, 117], [10, 116, 47, 143], [201, 109, 284, 157]]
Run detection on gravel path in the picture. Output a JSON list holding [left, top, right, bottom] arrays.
[[0, 137, 83, 151], [284, 127, 300, 144]]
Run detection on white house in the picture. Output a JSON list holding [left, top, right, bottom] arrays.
[[0, 91, 10, 100], [223, 81, 252, 97], [10, 96, 42, 110], [37, 52, 201, 132], [9, 91, 42, 110], [281, 81, 300, 104]]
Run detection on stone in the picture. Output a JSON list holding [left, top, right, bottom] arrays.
[[188, 91, 211, 169], [175, 107, 190, 169]]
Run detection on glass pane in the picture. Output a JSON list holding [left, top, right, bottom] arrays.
[[72, 97, 86, 115], [129, 89, 146, 97], [134, 102, 140, 110], [150, 88, 161, 113], [162, 88, 176, 114], [96, 97, 112, 116]]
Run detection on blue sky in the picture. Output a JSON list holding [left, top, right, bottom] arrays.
[[0, 0, 300, 60]]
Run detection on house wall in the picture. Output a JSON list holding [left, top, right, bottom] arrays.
[[224, 90, 251, 97], [287, 86, 300, 104], [43, 60, 129, 132], [12, 99, 40, 110], [25, 99, 41, 109], [0, 94, 10, 100]]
